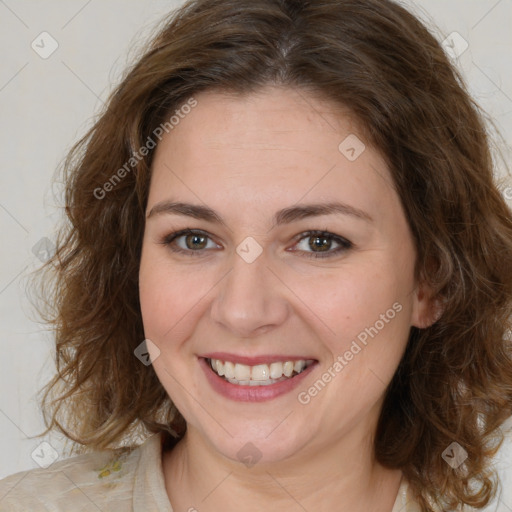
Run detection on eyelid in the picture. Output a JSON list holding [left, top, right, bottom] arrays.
[[159, 228, 353, 259], [289, 230, 353, 259], [160, 228, 221, 255]]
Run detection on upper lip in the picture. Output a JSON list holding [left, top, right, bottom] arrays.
[[201, 352, 317, 366]]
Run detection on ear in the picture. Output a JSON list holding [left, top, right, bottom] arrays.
[[411, 280, 444, 329]]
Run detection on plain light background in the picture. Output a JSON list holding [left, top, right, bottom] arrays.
[[0, 0, 511, 508]]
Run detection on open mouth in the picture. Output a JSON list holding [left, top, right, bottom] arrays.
[[206, 357, 316, 386]]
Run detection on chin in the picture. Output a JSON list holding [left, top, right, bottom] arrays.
[[195, 417, 312, 467]]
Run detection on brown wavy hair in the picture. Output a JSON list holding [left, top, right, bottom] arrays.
[[32, 0, 512, 510]]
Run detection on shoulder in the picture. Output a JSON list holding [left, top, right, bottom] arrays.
[[0, 434, 163, 512], [395, 419, 512, 512], [487, 420, 512, 511]]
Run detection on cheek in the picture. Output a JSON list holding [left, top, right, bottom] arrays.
[[295, 261, 411, 328], [138, 245, 213, 343], [138, 233, 416, 349], [294, 258, 414, 374]]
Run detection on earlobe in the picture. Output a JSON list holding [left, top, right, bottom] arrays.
[[411, 282, 444, 329]]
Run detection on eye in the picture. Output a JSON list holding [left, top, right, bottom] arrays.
[[159, 228, 353, 259], [291, 230, 353, 259], [160, 229, 220, 256]]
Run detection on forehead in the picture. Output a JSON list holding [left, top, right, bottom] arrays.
[[162, 86, 365, 154], [147, 86, 398, 228]]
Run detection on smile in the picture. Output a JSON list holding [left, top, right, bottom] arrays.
[[208, 358, 315, 386]]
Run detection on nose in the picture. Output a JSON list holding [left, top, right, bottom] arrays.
[[210, 245, 289, 338]]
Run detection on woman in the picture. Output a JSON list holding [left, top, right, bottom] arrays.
[[1, 0, 511, 510]]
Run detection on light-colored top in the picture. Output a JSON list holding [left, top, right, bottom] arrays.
[[0, 433, 443, 511]]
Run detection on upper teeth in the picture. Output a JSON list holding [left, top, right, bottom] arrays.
[[209, 358, 313, 383]]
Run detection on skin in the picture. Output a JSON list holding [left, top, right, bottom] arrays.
[[138, 85, 436, 512]]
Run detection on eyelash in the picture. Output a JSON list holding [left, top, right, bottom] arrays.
[[159, 228, 353, 259]]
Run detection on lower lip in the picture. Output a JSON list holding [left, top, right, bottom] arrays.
[[199, 357, 317, 402]]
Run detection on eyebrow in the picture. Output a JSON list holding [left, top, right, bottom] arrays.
[[147, 200, 373, 226]]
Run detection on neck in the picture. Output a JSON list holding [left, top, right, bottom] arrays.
[[162, 423, 403, 512]]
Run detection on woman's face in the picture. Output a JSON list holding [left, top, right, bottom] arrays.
[[139, 86, 433, 465]]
